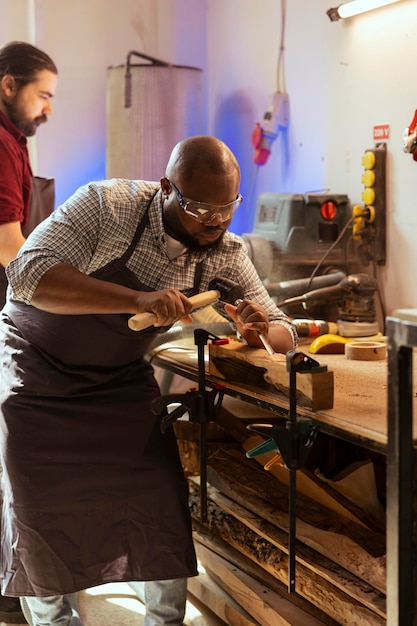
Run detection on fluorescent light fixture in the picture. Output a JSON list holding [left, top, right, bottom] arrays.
[[327, 0, 401, 21]]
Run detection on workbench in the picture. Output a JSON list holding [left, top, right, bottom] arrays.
[[149, 323, 417, 626], [150, 335, 394, 452]]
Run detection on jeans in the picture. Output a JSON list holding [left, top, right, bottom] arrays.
[[20, 579, 187, 626], [129, 579, 187, 626], [20, 594, 83, 626]]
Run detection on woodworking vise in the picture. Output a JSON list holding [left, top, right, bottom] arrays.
[[150, 328, 228, 523]]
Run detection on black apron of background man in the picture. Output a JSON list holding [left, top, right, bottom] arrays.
[[0, 176, 55, 307], [0, 204, 198, 596]]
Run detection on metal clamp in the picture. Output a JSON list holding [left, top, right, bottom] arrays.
[[151, 329, 228, 522], [246, 350, 323, 593], [246, 418, 318, 471]]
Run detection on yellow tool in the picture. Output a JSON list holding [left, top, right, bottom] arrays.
[[309, 333, 354, 354]]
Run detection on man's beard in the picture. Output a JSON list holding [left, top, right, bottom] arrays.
[[163, 211, 227, 252], [167, 224, 226, 252], [2, 96, 46, 137], [188, 232, 225, 252]]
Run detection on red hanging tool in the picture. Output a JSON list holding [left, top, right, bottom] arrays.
[[251, 92, 289, 165], [403, 109, 417, 161]]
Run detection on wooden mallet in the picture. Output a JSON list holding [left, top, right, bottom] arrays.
[[127, 276, 245, 331]]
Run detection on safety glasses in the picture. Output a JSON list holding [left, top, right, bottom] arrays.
[[167, 179, 242, 224]]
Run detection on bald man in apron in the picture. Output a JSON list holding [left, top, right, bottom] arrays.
[[0, 136, 297, 626]]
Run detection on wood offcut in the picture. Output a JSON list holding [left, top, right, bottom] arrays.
[[208, 339, 334, 411]]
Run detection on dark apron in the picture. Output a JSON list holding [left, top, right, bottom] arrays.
[[0, 176, 55, 308], [0, 206, 199, 596]]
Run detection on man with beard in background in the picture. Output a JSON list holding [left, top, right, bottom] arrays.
[[0, 40, 58, 305], [0, 39, 83, 626], [0, 39, 58, 625]]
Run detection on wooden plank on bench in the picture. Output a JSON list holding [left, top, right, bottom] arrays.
[[209, 339, 333, 410]]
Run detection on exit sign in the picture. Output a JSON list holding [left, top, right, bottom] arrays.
[[373, 124, 390, 140]]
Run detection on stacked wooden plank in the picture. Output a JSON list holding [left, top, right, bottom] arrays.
[[174, 411, 386, 626], [163, 337, 386, 624]]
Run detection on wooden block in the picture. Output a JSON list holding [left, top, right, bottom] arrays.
[[209, 339, 334, 411]]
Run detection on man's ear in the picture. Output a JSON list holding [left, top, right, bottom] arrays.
[[160, 177, 171, 198], [0, 75, 16, 97]]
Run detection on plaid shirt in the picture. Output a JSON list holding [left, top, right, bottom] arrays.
[[7, 179, 297, 343]]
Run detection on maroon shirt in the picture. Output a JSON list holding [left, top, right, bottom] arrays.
[[0, 110, 32, 229]]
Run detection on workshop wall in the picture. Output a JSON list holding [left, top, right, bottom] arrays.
[[1, 0, 416, 316], [0, 0, 208, 207]]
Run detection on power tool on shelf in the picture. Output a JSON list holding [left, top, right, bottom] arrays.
[[269, 271, 379, 338]]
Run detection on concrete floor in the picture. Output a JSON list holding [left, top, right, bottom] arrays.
[[0, 582, 227, 626]]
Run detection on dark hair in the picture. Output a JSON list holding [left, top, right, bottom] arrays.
[[0, 41, 58, 85]]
